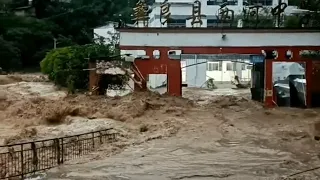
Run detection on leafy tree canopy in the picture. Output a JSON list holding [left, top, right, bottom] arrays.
[[40, 43, 114, 92], [0, 0, 136, 70]]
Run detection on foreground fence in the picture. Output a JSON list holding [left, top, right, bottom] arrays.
[[0, 128, 118, 179]]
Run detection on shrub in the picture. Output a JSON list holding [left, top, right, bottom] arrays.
[[40, 44, 112, 92]]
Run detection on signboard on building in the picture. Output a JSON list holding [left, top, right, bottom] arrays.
[[250, 55, 265, 64]]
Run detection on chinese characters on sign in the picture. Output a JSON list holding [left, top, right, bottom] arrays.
[[242, 0, 288, 28], [132, 0, 150, 27], [217, 6, 234, 27], [271, 2, 287, 27], [143, 0, 317, 28], [242, 4, 263, 28], [160, 0, 171, 25], [187, 0, 206, 27]]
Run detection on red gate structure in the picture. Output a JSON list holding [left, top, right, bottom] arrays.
[[117, 28, 320, 108]]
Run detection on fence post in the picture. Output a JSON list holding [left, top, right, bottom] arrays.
[[61, 138, 64, 164], [92, 132, 95, 149], [20, 144, 24, 179], [3, 128, 116, 179], [99, 131, 103, 144], [77, 136, 81, 156], [31, 142, 38, 172], [55, 139, 61, 165]]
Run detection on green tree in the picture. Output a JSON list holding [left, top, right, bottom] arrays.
[[293, 0, 320, 27], [0, 0, 136, 71], [0, 16, 56, 68], [0, 36, 21, 70], [40, 43, 113, 91]]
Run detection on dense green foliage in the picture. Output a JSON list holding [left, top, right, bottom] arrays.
[[0, 0, 136, 71], [40, 43, 113, 91], [0, 36, 21, 70]]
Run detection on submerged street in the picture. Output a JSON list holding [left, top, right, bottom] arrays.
[[38, 88, 320, 180]]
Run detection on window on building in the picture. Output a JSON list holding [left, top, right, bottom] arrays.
[[241, 64, 246, 70], [207, 19, 231, 27], [226, 63, 234, 71], [207, 19, 218, 27], [207, 0, 238, 5], [245, 0, 272, 6], [207, 62, 220, 71], [227, 0, 238, 5], [219, 61, 222, 70], [167, 19, 186, 27], [233, 62, 237, 71], [288, 0, 299, 6]]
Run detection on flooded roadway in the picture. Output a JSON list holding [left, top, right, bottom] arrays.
[[42, 125, 319, 180], [29, 86, 320, 180]]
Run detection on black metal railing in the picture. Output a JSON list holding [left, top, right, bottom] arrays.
[[0, 128, 118, 179]]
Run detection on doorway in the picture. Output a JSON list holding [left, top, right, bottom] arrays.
[[250, 62, 265, 102], [147, 74, 168, 94], [272, 62, 306, 107]]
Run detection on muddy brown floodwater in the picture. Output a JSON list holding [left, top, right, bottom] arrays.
[[1, 75, 320, 180], [43, 89, 320, 180]]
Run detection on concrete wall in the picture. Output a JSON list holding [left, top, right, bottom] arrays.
[[185, 58, 207, 87], [120, 31, 320, 47], [120, 30, 320, 88]]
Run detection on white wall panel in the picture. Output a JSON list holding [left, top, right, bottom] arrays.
[[185, 57, 207, 87], [120, 32, 320, 47]]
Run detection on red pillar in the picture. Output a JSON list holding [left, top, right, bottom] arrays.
[[264, 59, 274, 108], [167, 59, 182, 96], [306, 60, 312, 107], [132, 47, 182, 96]]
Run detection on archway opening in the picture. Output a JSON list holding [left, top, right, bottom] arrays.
[[146, 74, 168, 94], [272, 62, 306, 107]]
